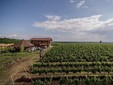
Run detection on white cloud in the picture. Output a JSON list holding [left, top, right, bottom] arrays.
[[69, 0, 75, 3], [76, 0, 86, 8], [9, 34, 18, 37], [0, 34, 18, 39], [0, 34, 32, 40], [69, 0, 88, 9], [33, 15, 104, 31], [46, 15, 61, 21], [32, 15, 113, 41]]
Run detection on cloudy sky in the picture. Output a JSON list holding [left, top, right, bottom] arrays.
[[1, 0, 113, 41]]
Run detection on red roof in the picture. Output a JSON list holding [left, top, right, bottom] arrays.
[[31, 38, 52, 41], [14, 40, 34, 48]]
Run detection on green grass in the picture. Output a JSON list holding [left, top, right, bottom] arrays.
[[0, 51, 38, 70], [0, 51, 39, 83]]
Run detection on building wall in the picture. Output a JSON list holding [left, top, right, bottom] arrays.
[[0, 43, 14, 49], [31, 40, 51, 47]]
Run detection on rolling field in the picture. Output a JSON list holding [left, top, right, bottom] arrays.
[[30, 42, 113, 85]]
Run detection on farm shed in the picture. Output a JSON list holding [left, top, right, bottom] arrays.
[[0, 43, 14, 49], [14, 40, 34, 51], [31, 38, 52, 48]]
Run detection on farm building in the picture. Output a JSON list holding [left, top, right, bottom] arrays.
[[14, 40, 34, 51], [31, 38, 52, 48], [0, 43, 14, 49]]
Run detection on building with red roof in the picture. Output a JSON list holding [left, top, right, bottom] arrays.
[[31, 38, 52, 47]]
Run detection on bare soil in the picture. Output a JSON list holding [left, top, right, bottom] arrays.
[[1, 53, 40, 85], [0, 47, 52, 85]]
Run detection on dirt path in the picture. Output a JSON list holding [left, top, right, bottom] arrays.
[[4, 53, 40, 85], [0, 47, 52, 85]]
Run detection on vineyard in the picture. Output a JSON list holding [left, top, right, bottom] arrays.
[[29, 43, 113, 85]]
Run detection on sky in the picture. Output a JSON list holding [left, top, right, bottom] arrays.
[[1, 0, 113, 41]]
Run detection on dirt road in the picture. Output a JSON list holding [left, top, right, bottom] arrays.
[[3, 53, 40, 85], [0, 47, 52, 85]]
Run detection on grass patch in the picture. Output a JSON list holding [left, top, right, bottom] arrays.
[[0, 51, 39, 83], [0, 51, 39, 70]]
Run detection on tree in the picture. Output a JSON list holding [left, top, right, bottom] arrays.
[[0, 37, 19, 44], [100, 40, 102, 43], [20, 46, 24, 52]]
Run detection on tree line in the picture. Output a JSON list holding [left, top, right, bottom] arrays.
[[0, 37, 20, 44]]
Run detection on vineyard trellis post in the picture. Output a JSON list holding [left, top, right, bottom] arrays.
[[39, 48, 45, 60], [24, 67, 28, 77], [11, 75, 15, 85]]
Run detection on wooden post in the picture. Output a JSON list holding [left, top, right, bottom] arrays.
[[11, 75, 15, 85], [24, 67, 27, 77]]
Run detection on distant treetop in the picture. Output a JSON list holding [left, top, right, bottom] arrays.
[[0, 37, 20, 44]]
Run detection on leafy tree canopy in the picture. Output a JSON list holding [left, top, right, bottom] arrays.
[[0, 37, 20, 44]]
